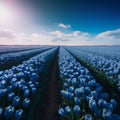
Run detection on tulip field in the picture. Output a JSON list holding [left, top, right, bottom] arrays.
[[0, 45, 120, 120]]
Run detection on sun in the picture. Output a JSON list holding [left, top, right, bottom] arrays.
[[0, 4, 13, 23]]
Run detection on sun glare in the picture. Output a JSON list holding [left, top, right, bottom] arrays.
[[0, 4, 13, 23]]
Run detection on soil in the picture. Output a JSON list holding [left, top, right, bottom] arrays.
[[42, 52, 61, 120], [26, 49, 61, 120]]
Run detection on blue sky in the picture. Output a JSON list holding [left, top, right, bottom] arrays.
[[0, 0, 120, 45], [17, 0, 120, 33]]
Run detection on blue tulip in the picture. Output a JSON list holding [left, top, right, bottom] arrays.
[[58, 108, 65, 117], [3, 88, 7, 94], [102, 108, 112, 120], [68, 86, 74, 93], [90, 91, 98, 100], [15, 109, 23, 120], [0, 107, 3, 118], [30, 73, 39, 82], [31, 87, 36, 94], [64, 73, 68, 77], [35, 82, 39, 87], [12, 82, 18, 89], [12, 96, 20, 107], [0, 80, 6, 88], [105, 103, 113, 112], [87, 95, 94, 102], [62, 90, 70, 99], [84, 114, 92, 120], [8, 92, 15, 101], [110, 99, 117, 109], [24, 89, 30, 97], [65, 106, 71, 115], [23, 98, 30, 109], [18, 84, 23, 90], [10, 78, 17, 84], [29, 84, 34, 88], [79, 87, 85, 94], [68, 92, 74, 100], [66, 79, 71, 84], [89, 99, 97, 111], [73, 105, 81, 115], [74, 97, 81, 105], [0, 89, 6, 98], [5, 106, 14, 119], [63, 82, 68, 88], [75, 88, 81, 96], [7, 85, 13, 91], [94, 108, 101, 118], [72, 78, 79, 86], [85, 75, 91, 80], [60, 90, 65, 97], [22, 85, 28, 91], [88, 80, 96, 87], [98, 99, 106, 108], [20, 79, 25, 84], [84, 87, 91, 94], [80, 78, 87, 84], [17, 72, 25, 79]]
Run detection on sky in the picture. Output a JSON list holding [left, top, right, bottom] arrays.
[[0, 0, 120, 45]]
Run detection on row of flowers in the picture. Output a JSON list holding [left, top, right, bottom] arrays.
[[0, 46, 39, 54], [68, 46, 120, 61], [0, 47, 52, 71], [66, 47, 120, 91], [58, 47, 120, 120], [0, 47, 57, 120]]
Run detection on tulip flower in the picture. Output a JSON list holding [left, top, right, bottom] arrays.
[[8, 92, 15, 101], [0, 107, 3, 118], [15, 109, 23, 120], [24, 89, 30, 97], [58, 108, 65, 117], [65, 106, 71, 115], [5, 106, 14, 119], [73, 105, 81, 115], [23, 98, 30, 109], [12, 96, 20, 107], [102, 108, 112, 120]]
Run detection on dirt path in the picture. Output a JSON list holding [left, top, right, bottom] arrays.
[[26, 49, 61, 120], [42, 52, 61, 120]]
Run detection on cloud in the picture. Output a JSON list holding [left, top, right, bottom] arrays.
[[0, 29, 90, 45], [58, 23, 71, 29], [73, 31, 89, 37], [50, 30, 90, 45], [51, 30, 64, 37], [96, 28, 120, 40], [94, 28, 120, 45], [0, 28, 120, 45], [0, 29, 53, 45], [0, 29, 16, 39], [51, 30, 71, 42], [52, 38, 70, 42]]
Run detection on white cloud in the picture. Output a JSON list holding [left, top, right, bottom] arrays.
[[73, 31, 89, 37], [0, 29, 16, 39], [0, 28, 120, 45], [51, 30, 64, 37], [0, 29, 53, 45], [58, 23, 71, 29], [94, 28, 120, 45], [96, 28, 120, 40], [50, 30, 90, 45]]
